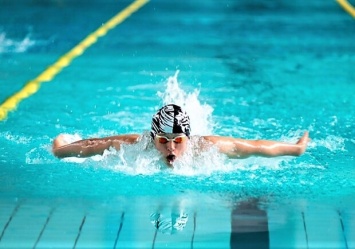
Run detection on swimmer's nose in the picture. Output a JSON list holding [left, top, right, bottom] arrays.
[[166, 141, 175, 151]]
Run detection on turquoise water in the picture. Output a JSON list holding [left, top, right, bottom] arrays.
[[1, 0, 355, 247]]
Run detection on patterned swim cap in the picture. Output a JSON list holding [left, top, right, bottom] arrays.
[[150, 104, 191, 139]]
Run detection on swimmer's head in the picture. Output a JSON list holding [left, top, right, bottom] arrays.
[[150, 104, 191, 139]]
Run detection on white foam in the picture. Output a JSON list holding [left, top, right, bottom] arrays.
[[2, 131, 31, 144], [313, 135, 346, 152], [157, 71, 214, 136], [105, 133, 164, 175], [0, 32, 36, 53], [46, 72, 330, 176], [50, 72, 222, 174]]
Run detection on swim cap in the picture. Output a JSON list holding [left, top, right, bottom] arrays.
[[151, 104, 191, 139]]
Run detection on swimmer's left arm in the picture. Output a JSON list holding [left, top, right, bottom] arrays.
[[202, 131, 309, 158]]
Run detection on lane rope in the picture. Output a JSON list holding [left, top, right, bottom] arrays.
[[336, 0, 355, 17], [0, 0, 149, 121]]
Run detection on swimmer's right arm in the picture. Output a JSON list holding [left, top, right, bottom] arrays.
[[52, 134, 140, 158]]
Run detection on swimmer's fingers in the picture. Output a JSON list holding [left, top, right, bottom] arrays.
[[52, 133, 82, 150], [297, 131, 310, 144]]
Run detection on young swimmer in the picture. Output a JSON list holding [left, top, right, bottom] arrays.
[[52, 104, 310, 166]]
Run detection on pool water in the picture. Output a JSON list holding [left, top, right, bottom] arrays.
[[1, 0, 355, 248]]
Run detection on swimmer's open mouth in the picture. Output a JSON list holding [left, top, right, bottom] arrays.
[[166, 154, 176, 164]]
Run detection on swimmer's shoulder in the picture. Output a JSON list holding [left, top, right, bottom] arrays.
[[199, 135, 243, 143], [194, 135, 223, 143], [192, 135, 241, 149], [190, 135, 218, 148]]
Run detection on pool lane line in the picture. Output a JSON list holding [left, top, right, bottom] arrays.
[[0, 203, 21, 242], [73, 215, 86, 249], [190, 212, 196, 249], [337, 211, 349, 249], [0, 0, 149, 122], [113, 212, 125, 249], [33, 207, 55, 249], [301, 212, 309, 249], [336, 0, 355, 18]]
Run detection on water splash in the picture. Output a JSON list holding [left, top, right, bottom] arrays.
[[314, 135, 346, 152], [2, 131, 31, 144], [34, 72, 327, 179], [0, 32, 36, 53], [157, 71, 214, 136], [45, 72, 221, 174]]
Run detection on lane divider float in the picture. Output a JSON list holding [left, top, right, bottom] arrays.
[[336, 0, 355, 17], [0, 0, 149, 121]]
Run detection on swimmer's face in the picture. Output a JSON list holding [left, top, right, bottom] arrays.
[[153, 133, 188, 167]]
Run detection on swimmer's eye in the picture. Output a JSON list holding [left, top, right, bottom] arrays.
[[157, 137, 169, 144], [173, 136, 184, 143], [156, 135, 186, 144]]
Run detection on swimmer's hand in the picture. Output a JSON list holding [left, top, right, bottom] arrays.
[[52, 134, 67, 149], [295, 131, 310, 156], [52, 134, 81, 151]]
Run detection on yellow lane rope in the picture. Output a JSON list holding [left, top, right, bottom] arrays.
[[0, 0, 149, 121], [336, 0, 355, 17]]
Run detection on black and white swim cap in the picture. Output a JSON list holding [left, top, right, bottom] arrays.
[[151, 104, 191, 139]]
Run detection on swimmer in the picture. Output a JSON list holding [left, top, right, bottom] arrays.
[[52, 104, 310, 166]]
